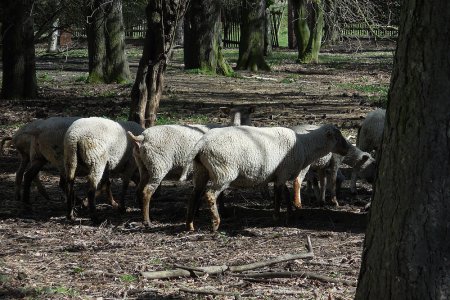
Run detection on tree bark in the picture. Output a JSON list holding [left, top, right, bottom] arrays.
[[236, 0, 270, 71], [87, 0, 130, 83], [47, 19, 59, 53], [355, 1, 450, 299], [129, 0, 187, 128], [292, 0, 324, 63], [1, 0, 37, 99], [184, 0, 232, 76], [287, 0, 297, 49]]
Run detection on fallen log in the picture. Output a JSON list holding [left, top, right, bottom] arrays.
[[141, 236, 314, 280], [234, 271, 357, 286]]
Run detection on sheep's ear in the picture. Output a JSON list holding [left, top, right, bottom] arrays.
[[127, 131, 143, 149]]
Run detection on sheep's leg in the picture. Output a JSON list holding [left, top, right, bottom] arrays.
[[99, 178, 119, 209], [350, 169, 358, 194], [293, 167, 309, 209], [186, 163, 209, 231], [318, 169, 327, 206], [273, 184, 283, 222], [15, 155, 29, 202], [329, 168, 339, 207], [22, 159, 46, 210], [204, 188, 224, 232], [217, 192, 226, 215], [33, 175, 51, 201], [86, 165, 109, 224], [66, 178, 76, 221]]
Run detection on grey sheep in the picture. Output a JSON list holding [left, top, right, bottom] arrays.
[[186, 124, 351, 231], [64, 117, 144, 222], [351, 108, 385, 193], [128, 107, 255, 226]]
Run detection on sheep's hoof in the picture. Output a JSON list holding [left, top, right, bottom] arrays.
[[110, 200, 119, 209], [186, 223, 195, 231], [143, 220, 152, 228], [66, 212, 76, 222], [330, 197, 339, 207], [211, 220, 220, 232]]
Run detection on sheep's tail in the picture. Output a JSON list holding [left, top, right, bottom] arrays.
[[64, 137, 79, 181], [127, 131, 144, 147], [0, 137, 13, 153], [179, 137, 206, 182]]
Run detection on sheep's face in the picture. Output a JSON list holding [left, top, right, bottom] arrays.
[[358, 155, 377, 183], [222, 106, 256, 126], [326, 126, 350, 156]]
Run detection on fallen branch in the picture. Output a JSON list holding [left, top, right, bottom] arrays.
[[141, 236, 314, 280], [178, 286, 242, 300], [234, 271, 357, 286]]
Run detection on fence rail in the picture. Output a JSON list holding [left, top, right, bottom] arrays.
[[71, 22, 397, 45]]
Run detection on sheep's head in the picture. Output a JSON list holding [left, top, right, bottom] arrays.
[[358, 153, 377, 183], [323, 125, 351, 156], [221, 106, 256, 126]]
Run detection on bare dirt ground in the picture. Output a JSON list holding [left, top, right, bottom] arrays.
[[0, 41, 394, 299]]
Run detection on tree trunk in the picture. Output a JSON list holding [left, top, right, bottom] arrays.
[[236, 0, 270, 71], [184, 0, 232, 76], [1, 0, 37, 99], [292, 0, 324, 63], [264, 8, 272, 56], [87, 0, 130, 83], [129, 0, 187, 128], [104, 0, 130, 83], [355, 1, 450, 299], [323, 0, 339, 44], [287, 0, 297, 49], [87, 0, 107, 83], [47, 19, 59, 53]]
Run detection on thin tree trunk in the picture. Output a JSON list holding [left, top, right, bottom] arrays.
[[47, 19, 59, 53], [355, 0, 450, 299], [287, 0, 296, 49], [129, 0, 187, 128], [1, 0, 37, 99], [236, 0, 270, 71], [184, 0, 232, 76]]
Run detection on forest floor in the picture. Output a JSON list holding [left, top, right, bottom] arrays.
[[0, 40, 394, 299]]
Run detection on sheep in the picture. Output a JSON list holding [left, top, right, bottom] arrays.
[[291, 124, 375, 207], [64, 117, 144, 222], [128, 107, 255, 226], [185, 124, 351, 231], [1, 119, 50, 203], [350, 108, 385, 193]]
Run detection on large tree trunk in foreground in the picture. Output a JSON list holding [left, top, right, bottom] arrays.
[[129, 0, 187, 128], [236, 0, 270, 71], [292, 0, 324, 63], [1, 0, 37, 99], [184, 0, 232, 76], [355, 1, 450, 299], [87, 0, 130, 83]]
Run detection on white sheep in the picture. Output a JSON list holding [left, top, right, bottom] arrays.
[[1, 119, 50, 203], [350, 108, 385, 193], [64, 117, 144, 222], [185, 124, 351, 231], [291, 124, 375, 207], [128, 107, 255, 226]]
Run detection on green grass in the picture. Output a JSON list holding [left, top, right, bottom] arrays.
[[34, 285, 79, 297], [338, 82, 389, 107], [37, 72, 54, 83], [155, 113, 209, 125], [74, 73, 89, 83], [120, 274, 137, 283]]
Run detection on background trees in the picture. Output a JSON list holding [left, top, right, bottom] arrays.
[[86, 0, 130, 83], [1, 0, 37, 99], [355, 0, 450, 298], [184, 0, 232, 76], [128, 0, 188, 128]]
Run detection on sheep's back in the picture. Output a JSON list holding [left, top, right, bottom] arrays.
[[198, 126, 299, 186]]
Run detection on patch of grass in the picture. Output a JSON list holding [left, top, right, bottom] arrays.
[[0, 121, 26, 130], [120, 274, 137, 283], [338, 82, 389, 107], [37, 72, 54, 83], [72, 266, 84, 274], [99, 90, 118, 98], [0, 274, 11, 283], [74, 73, 89, 83], [35, 285, 79, 297], [280, 73, 301, 84], [155, 113, 209, 125], [149, 257, 162, 265]]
